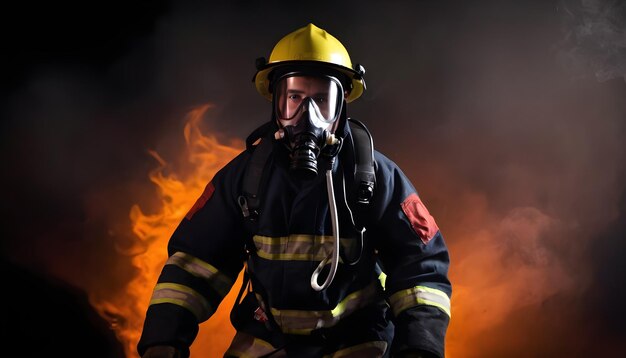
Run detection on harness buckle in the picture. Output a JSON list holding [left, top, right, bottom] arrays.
[[238, 195, 250, 218], [357, 180, 374, 204]]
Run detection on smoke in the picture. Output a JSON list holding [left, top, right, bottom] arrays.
[[2, 1, 625, 357], [454, 205, 575, 322], [361, 1, 626, 356], [558, 0, 626, 82]]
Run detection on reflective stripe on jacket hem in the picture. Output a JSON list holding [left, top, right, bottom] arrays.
[[225, 331, 285, 358], [324, 341, 388, 358], [268, 281, 382, 334]]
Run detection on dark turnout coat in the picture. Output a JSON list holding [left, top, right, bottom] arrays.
[[138, 121, 452, 358]]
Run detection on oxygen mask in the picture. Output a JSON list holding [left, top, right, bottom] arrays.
[[273, 74, 344, 177]]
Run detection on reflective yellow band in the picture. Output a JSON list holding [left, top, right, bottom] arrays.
[[224, 331, 282, 358], [378, 271, 387, 290], [150, 282, 212, 322], [269, 281, 381, 334], [253, 234, 356, 261], [389, 285, 451, 318], [324, 341, 388, 358], [166, 251, 234, 297]]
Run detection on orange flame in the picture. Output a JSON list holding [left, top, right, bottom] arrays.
[[85, 105, 577, 358], [90, 104, 244, 357]]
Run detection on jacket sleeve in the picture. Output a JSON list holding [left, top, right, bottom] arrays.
[[137, 151, 250, 357], [370, 151, 452, 358]]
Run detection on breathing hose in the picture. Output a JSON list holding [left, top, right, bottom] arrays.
[[310, 168, 340, 291]]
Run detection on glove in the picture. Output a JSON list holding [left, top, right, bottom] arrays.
[[142, 345, 181, 358]]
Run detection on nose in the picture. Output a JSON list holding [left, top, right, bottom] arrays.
[[287, 98, 315, 126]]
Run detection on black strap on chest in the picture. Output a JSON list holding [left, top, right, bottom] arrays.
[[238, 118, 376, 235], [348, 118, 376, 205], [237, 118, 376, 236], [237, 121, 275, 241]]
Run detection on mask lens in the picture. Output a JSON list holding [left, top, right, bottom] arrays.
[[275, 75, 342, 123]]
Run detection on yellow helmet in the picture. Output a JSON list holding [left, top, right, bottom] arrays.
[[253, 23, 366, 103]]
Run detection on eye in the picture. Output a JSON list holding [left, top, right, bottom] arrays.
[[288, 94, 302, 101], [314, 96, 327, 103]]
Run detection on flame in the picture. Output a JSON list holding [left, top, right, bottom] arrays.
[[85, 104, 577, 358], [90, 104, 244, 357]]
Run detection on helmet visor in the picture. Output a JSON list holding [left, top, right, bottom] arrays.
[[274, 75, 343, 123]]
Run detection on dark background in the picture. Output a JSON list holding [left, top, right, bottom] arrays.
[[1, 0, 625, 357]]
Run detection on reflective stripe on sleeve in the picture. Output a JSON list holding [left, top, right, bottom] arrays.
[[389, 285, 451, 318], [149, 282, 212, 322], [166, 251, 234, 297]]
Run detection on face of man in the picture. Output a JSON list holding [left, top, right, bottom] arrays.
[[274, 75, 344, 131]]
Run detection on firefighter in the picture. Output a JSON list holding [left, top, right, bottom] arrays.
[[138, 23, 452, 358]]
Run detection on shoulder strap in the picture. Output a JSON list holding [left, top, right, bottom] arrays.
[[237, 118, 376, 234], [348, 118, 376, 205], [237, 122, 275, 240]]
